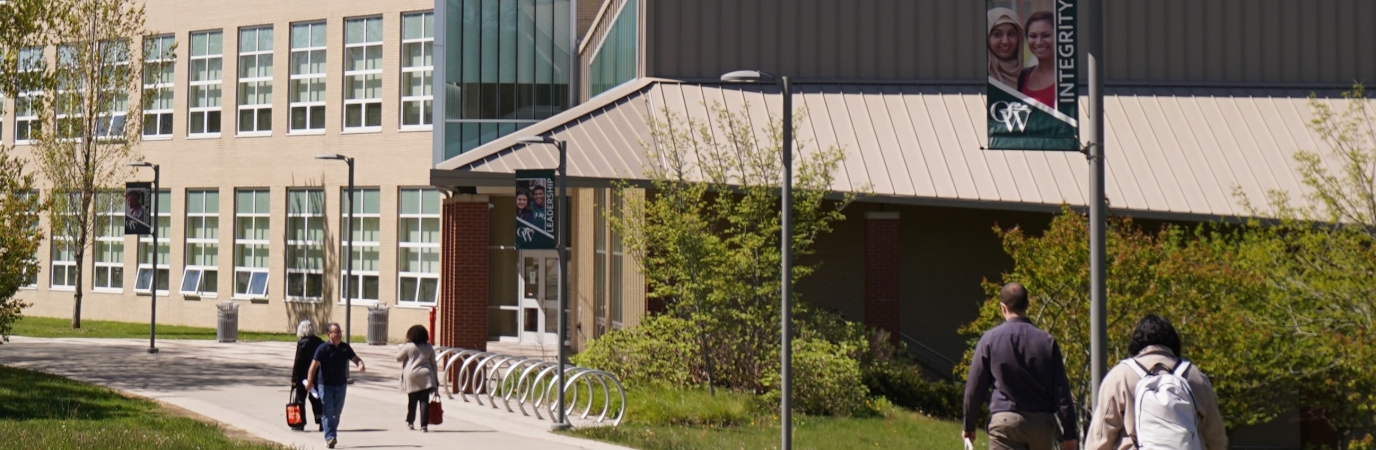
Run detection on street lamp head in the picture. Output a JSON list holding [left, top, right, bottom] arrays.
[[314, 153, 348, 161], [127, 161, 155, 168], [720, 70, 775, 83], [515, 135, 558, 145]]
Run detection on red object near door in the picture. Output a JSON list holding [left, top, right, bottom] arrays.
[[428, 306, 436, 345]]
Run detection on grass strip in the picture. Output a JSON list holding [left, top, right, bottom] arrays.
[[0, 365, 286, 450], [12, 316, 369, 342]]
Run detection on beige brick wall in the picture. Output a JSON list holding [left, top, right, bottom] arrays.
[[11, 0, 439, 341]]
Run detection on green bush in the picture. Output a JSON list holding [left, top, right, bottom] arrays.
[[572, 315, 698, 389], [763, 338, 870, 417], [624, 386, 761, 427], [862, 364, 964, 420]]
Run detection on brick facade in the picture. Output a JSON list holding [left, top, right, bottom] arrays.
[[439, 196, 489, 350], [864, 211, 901, 338]]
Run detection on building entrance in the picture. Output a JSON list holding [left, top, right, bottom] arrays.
[[517, 250, 560, 345]]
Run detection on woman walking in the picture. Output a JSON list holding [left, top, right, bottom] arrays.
[[397, 325, 440, 431], [290, 320, 325, 431]]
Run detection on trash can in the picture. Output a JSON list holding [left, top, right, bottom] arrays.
[[366, 303, 389, 345], [216, 302, 239, 343]]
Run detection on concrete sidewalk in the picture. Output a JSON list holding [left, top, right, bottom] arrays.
[[0, 336, 633, 450]]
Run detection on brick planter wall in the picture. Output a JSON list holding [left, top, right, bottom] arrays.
[[439, 197, 489, 351], [864, 211, 901, 338]]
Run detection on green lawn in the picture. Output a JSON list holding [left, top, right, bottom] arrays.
[[12, 316, 368, 343], [565, 387, 988, 450], [0, 365, 286, 450]]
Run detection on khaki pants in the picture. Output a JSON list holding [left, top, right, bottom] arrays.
[[987, 411, 1058, 450]]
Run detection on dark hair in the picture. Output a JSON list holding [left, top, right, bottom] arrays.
[[1025, 11, 1054, 32], [532, 185, 545, 193], [1127, 314, 1182, 357], [406, 325, 429, 345], [999, 283, 1029, 312]]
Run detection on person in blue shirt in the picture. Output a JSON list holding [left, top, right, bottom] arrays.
[[304, 322, 366, 449]]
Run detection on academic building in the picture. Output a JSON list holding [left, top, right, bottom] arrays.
[[11, 1, 1373, 447]]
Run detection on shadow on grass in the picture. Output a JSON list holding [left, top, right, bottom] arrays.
[[0, 366, 152, 421]]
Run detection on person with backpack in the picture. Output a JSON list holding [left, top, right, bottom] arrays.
[[1085, 314, 1227, 450], [964, 283, 1079, 450]]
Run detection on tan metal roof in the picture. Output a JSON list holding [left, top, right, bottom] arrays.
[[435, 80, 1342, 220]]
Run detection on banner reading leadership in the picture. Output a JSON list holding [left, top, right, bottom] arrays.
[[515, 170, 556, 249], [986, 0, 1078, 151]]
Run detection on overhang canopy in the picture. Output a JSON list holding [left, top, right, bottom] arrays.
[[433, 78, 1342, 221]]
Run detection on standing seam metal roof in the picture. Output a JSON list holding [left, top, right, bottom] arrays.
[[435, 79, 1344, 220]]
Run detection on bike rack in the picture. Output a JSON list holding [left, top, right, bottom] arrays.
[[435, 346, 627, 426]]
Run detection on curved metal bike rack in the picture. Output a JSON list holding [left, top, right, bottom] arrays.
[[435, 346, 627, 426]]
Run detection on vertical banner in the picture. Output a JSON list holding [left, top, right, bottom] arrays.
[[124, 182, 153, 235], [986, 0, 1079, 151], [515, 170, 556, 249]]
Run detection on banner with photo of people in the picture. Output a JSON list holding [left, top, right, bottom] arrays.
[[124, 182, 153, 235], [986, 0, 1079, 151], [515, 170, 556, 249]]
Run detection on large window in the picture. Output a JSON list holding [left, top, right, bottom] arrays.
[[237, 26, 273, 134], [289, 22, 327, 132], [50, 193, 79, 289], [398, 188, 439, 305], [286, 189, 324, 300], [189, 30, 224, 136], [234, 189, 270, 298], [135, 191, 171, 294], [593, 188, 606, 337], [93, 192, 125, 291], [142, 35, 175, 138], [340, 189, 380, 302], [20, 190, 40, 288], [588, 0, 638, 98], [344, 17, 383, 131], [14, 47, 42, 144], [441, 0, 573, 159], [401, 12, 433, 128], [610, 189, 624, 328], [96, 40, 130, 138], [184, 190, 220, 297]]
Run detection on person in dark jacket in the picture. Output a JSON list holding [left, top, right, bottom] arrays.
[[290, 320, 325, 431]]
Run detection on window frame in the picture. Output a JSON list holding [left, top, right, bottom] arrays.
[[343, 16, 383, 132], [188, 30, 224, 138], [397, 188, 440, 306], [233, 189, 271, 299], [183, 189, 220, 298], [399, 11, 433, 130], [288, 21, 328, 134], [285, 189, 325, 301], [237, 26, 274, 136], [339, 188, 381, 304], [19, 190, 41, 289], [13, 47, 42, 144], [142, 34, 176, 139], [134, 190, 171, 295], [92, 191, 125, 293]]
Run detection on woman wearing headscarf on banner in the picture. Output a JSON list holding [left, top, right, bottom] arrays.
[[987, 7, 1024, 89], [1018, 11, 1057, 107]]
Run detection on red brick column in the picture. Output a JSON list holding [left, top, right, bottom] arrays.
[[864, 211, 901, 338], [440, 196, 488, 351]]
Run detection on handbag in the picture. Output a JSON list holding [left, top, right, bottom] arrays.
[[286, 386, 305, 428], [427, 392, 444, 426]]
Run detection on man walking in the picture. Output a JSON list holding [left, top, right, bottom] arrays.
[[963, 283, 1078, 450], [305, 322, 366, 448]]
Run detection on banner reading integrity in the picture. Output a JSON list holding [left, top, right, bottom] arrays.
[[986, 0, 1079, 151]]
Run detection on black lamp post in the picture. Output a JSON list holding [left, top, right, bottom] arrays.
[[720, 69, 794, 450], [128, 161, 160, 354], [514, 134, 571, 430], [316, 153, 355, 342]]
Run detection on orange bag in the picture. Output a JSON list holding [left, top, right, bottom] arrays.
[[286, 387, 305, 428]]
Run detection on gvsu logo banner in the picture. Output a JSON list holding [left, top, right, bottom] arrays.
[[986, 0, 1079, 151], [515, 170, 556, 250]]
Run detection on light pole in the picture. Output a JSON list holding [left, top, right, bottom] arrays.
[[720, 69, 793, 450], [514, 135, 571, 431], [316, 154, 355, 343], [1084, 0, 1109, 414], [128, 161, 160, 354]]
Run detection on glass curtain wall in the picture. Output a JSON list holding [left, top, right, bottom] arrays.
[[441, 0, 573, 161], [588, 0, 637, 98]]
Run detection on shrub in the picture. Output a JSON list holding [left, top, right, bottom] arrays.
[[572, 315, 698, 389], [862, 363, 963, 420], [763, 338, 869, 417]]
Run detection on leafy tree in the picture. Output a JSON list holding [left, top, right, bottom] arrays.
[[605, 102, 861, 395], [0, 148, 46, 343], [24, 0, 167, 328]]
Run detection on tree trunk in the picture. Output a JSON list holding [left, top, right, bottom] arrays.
[[71, 246, 84, 329]]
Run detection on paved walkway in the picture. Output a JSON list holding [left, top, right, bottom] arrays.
[[0, 336, 633, 450]]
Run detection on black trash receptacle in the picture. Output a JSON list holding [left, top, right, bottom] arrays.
[[216, 302, 239, 343]]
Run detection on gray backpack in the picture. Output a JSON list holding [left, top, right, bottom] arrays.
[[1124, 358, 1203, 450]]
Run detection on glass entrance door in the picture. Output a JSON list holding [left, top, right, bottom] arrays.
[[517, 250, 560, 345]]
